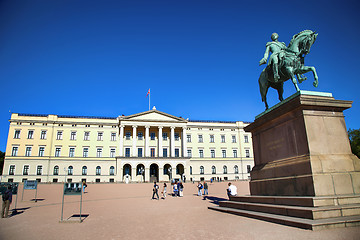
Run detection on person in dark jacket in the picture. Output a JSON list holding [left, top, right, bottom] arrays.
[[1, 185, 13, 218]]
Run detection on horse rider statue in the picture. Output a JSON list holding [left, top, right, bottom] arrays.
[[259, 33, 287, 82]]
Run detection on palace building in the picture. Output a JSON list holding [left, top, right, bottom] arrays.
[[2, 109, 254, 183]]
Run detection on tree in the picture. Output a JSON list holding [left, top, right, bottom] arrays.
[[0, 151, 4, 175], [348, 128, 360, 158]]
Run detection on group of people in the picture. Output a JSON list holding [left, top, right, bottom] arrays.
[[152, 181, 184, 200], [197, 181, 209, 196]]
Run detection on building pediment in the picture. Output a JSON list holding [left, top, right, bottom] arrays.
[[121, 110, 187, 123]]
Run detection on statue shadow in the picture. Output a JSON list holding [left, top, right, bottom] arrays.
[[67, 214, 89, 222], [202, 195, 228, 205], [30, 198, 45, 202]]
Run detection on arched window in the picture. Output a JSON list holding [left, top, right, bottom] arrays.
[[212, 166, 216, 174], [234, 165, 239, 174], [200, 166, 204, 174], [223, 165, 227, 174], [68, 166, 73, 175], [82, 166, 87, 175], [110, 166, 115, 175], [96, 166, 101, 175], [53, 166, 59, 175]]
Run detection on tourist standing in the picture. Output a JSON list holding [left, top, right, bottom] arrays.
[[82, 181, 87, 193], [203, 181, 208, 195], [1, 185, 13, 218], [152, 182, 159, 200], [162, 183, 167, 199], [197, 182, 203, 196], [173, 181, 178, 197], [179, 182, 184, 197]]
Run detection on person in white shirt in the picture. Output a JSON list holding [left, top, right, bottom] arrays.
[[227, 183, 237, 199]]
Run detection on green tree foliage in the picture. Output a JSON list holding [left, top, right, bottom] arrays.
[[0, 151, 4, 175], [348, 129, 360, 158]]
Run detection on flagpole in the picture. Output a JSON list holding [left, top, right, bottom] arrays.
[[149, 89, 150, 111]]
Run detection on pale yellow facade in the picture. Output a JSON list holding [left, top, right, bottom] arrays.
[[2, 110, 254, 183]]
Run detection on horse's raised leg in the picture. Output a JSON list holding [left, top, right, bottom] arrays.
[[298, 65, 319, 87]]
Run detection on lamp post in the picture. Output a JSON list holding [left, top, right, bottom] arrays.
[[140, 166, 145, 182], [168, 167, 172, 183]]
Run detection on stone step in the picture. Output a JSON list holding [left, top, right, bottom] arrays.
[[208, 206, 360, 230], [219, 201, 360, 220], [230, 195, 360, 207]]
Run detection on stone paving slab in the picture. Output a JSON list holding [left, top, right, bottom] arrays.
[[0, 181, 359, 240]]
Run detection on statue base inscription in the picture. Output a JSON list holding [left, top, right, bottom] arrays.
[[209, 91, 360, 230]]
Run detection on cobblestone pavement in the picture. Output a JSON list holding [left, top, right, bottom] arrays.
[[0, 181, 359, 240]]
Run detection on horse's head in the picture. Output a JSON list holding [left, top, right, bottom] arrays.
[[288, 30, 317, 56]]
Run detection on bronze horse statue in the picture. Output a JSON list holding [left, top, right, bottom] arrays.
[[258, 30, 319, 109]]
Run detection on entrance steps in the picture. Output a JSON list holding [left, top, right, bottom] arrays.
[[208, 195, 360, 230]]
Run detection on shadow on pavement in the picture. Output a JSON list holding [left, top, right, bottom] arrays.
[[202, 196, 228, 205], [10, 207, 31, 217], [67, 214, 89, 222], [30, 199, 45, 202]]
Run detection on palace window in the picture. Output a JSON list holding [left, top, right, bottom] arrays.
[[40, 130, 47, 139], [23, 165, 29, 175], [200, 166, 204, 174], [234, 165, 239, 174], [175, 148, 179, 157], [56, 131, 63, 140], [125, 131, 131, 140], [125, 148, 130, 157], [211, 149, 215, 158], [96, 166, 101, 175], [69, 148, 75, 157], [39, 147, 45, 157], [25, 147, 32, 157], [53, 166, 59, 175], [247, 165, 251, 173], [37, 166, 42, 175], [163, 148, 168, 157], [111, 132, 116, 141], [55, 147, 61, 157], [11, 147, 18, 156], [223, 165, 227, 174], [82, 166, 87, 175], [9, 165, 15, 175], [84, 132, 90, 141], [138, 132, 143, 140], [212, 166, 216, 174], [110, 166, 115, 175], [27, 130, 34, 139], [162, 132, 168, 141], [175, 133, 179, 141], [14, 130, 21, 139], [232, 135, 236, 143], [221, 135, 226, 143], [138, 148, 143, 157], [150, 132, 156, 140], [96, 148, 102, 158], [187, 134, 191, 142], [246, 149, 250, 158], [110, 148, 116, 158], [83, 148, 89, 157], [97, 132, 103, 141], [233, 149, 238, 158], [68, 166, 73, 175], [210, 135, 214, 143], [198, 135, 203, 143], [151, 148, 155, 157], [244, 135, 249, 143], [222, 149, 226, 158], [70, 131, 76, 140], [190, 166, 192, 175], [199, 149, 204, 158], [187, 149, 192, 157]]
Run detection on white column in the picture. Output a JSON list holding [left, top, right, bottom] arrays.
[[145, 126, 150, 157], [119, 125, 124, 157], [182, 127, 187, 157], [158, 126, 163, 157], [132, 126, 137, 157], [170, 126, 175, 157]]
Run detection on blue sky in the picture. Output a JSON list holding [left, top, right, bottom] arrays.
[[0, 0, 359, 151]]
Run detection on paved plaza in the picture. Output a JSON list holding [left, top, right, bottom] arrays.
[[1, 181, 359, 240]]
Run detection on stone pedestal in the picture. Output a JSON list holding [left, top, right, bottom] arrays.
[[209, 91, 360, 230], [245, 91, 359, 197]]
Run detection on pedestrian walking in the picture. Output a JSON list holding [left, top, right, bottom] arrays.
[[1, 185, 13, 218], [203, 181, 208, 195], [197, 182, 203, 196], [82, 181, 87, 193], [162, 183, 167, 199], [152, 182, 159, 200], [173, 181, 179, 197], [179, 182, 184, 197]]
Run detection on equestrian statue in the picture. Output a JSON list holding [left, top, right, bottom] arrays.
[[258, 30, 319, 109]]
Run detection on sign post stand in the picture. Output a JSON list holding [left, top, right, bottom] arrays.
[[60, 182, 83, 223]]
